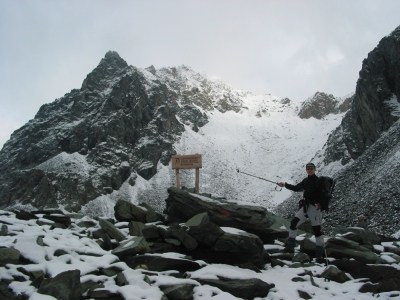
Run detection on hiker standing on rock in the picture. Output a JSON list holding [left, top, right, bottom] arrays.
[[278, 162, 325, 263]]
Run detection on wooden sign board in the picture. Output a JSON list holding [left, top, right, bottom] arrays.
[[171, 154, 202, 170], [171, 154, 202, 193]]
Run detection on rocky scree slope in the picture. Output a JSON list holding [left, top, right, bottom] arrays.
[[277, 119, 400, 236], [0, 51, 243, 211], [276, 25, 400, 236], [1, 189, 400, 300]]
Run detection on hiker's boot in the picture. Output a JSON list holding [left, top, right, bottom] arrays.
[[283, 237, 296, 253], [315, 246, 326, 264]]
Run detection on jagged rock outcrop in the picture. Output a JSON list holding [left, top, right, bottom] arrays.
[[332, 260, 400, 294], [0, 51, 244, 211], [323, 25, 400, 164], [298, 92, 351, 119], [165, 187, 288, 243], [37, 270, 81, 300]]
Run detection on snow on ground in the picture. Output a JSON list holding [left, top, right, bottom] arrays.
[[1, 210, 398, 300], [35, 152, 91, 178]]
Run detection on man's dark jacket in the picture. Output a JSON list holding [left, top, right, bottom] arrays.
[[284, 174, 322, 205]]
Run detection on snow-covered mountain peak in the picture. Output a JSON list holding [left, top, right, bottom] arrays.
[[240, 93, 297, 118], [80, 50, 129, 94], [0, 48, 346, 215], [140, 64, 245, 113]]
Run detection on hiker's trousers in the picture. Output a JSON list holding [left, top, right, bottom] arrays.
[[289, 204, 324, 246], [295, 204, 322, 227]]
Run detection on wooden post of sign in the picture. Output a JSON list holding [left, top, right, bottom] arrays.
[[175, 169, 181, 189], [171, 154, 202, 193], [195, 167, 200, 193]]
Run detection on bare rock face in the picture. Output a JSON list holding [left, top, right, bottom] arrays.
[[323, 25, 400, 164], [165, 187, 288, 244], [298, 92, 341, 119], [0, 51, 244, 211], [298, 92, 353, 120], [38, 270, 81, 300], [319, 26, 400, 235]]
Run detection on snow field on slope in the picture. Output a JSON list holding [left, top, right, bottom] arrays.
[[148, 94, 343, 210], [36, 152, 91, 178], [77, 92, 344, 216]]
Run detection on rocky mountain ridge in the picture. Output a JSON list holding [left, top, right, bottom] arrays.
[[322, 25, 400, 165], [298, 91, 353, 120], [0, 52, 247, 211], [0, 50, 348, 213]]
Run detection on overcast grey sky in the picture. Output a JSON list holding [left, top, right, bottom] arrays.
[[1, 0, 400, 149]]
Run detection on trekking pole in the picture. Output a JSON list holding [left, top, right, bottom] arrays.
[[236, 169, 282, 191], [324, 247, 329, 266]]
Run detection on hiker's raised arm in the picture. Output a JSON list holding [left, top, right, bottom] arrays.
[[283, 179, 305, 192]]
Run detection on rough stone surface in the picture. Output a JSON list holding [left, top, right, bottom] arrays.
[[187, 218, 224, 247], [332, 259, 400, 293], [298, 92, 344, 120], [38, 269, 81, 300], [0, 247, 20, 266], [123, 254, 202, 272], [323, 26, 400, 164], [1, 201, 400, 299], [159, 284, 197, 300], [195, 276, 275, 299], [320, 265, 351, 283], [111, 236, 150, 259], [165, 187, 287, 243], [114, 199, 147, 222], [325, 236, 381, 264], [99, 218, 126, 241]]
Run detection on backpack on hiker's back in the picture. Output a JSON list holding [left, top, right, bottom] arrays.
[[318, 176, 335, 211]]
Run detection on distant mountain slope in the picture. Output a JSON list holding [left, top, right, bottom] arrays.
[[0, 51, 345, 213], [298, 92, 353, 120], [135, 94, 343, 213]]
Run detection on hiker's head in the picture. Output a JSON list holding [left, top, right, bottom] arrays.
[[305, 163, 316, 175]]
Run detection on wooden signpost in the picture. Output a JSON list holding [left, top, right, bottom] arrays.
[[171, 154, 202, 193]]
